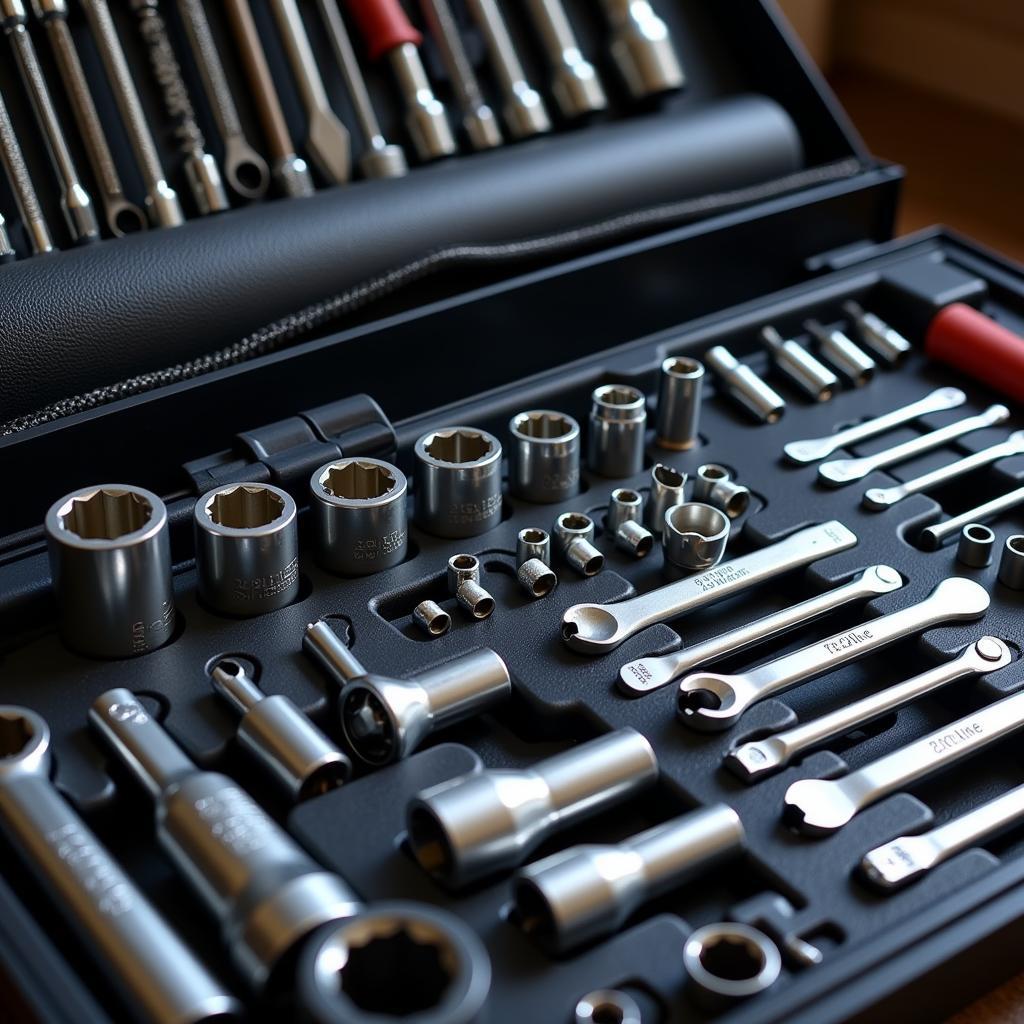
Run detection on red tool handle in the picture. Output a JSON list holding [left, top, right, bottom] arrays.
[[926, 302, 1024, 404], [345, 0, 422, 61]]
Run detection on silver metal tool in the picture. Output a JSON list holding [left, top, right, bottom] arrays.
[[683, 923, 781, 1008], [655, 355, 703, 450], [785, 677, 1024, 837], [863, 779, 1024, 891], [82, 0, 184, 226], [269, 0, 351, 183], [0, 85, 53, 253], [414, 426, 503, 538], [576, 991, 641, 1024], [677, 577, 990, 732], [32, 0, 146, 235], [555, 512, 604, 576], [447, 552, 495, 618], [509, 409, 581, 503], [563, 520, 858, 655], [705, 345, 785, 424], [783, 386, 968, 464], [524, 0, 606, 118], [315, 0, 407, 178], [413, 599, 451, 637], [863, 430, 1024, 510], [618, 565, 904, 696], [818, 403, 1011, 487], [598, 0, 684, 99], [588, 383, 647, 477], [517, 526, 551, 566], [0, 706, 241, 1024], [466, 0, 551, 138], [0, 210, 12, 259], [514, 804, 744, 953], [131, 0, 229, 215], [311, 457, 408, 575], [45, 484, 175, 658], [693, 464, 750, 519], [90, 688, 360, 987], [806, 319, 875, 387], [662, 502, 729, 572], [999, 535, 1024, 589], [958, 524, 996, 568], [176, 0, 270, 198], [211, 659, 351, 800], [761, 325, 837, 402], [608, 488, 654, 557], [519, 558, 557, 598], [843, 300, 911, 365], [194, 482, 300, 615], [419, 0, 502, 149], [726, 636, 1012, 782], [920, 485, 1024, 551], [224, 0, 314, 197], [3, 0, 99, 243], [646, 463, 686, 535], [407, 728, 658, 886]]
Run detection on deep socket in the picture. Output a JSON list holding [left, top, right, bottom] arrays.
[[705, 345, 785, 424], [655, 355, 703, 450], [525, 0, 606, 118], [957, 523, 996, 568], [761, 325, 837, 402], [806, 319, 875, 386], [844, 300, 911, 364], [646, 463, 686, 535], [508, 409, 581, 503], [599, 0, 684, 98], [588, 384, 647, 477]]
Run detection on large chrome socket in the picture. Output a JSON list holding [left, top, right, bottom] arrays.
[[407, 728, 658, 887], [311, 457, 408, 575], [655, 355, 703, 450], [45, 484, 175, 658], [509, 409, 581, 503], [663, 502, 730, 571], [587, 384, 647, 478], [414, 426, 503, 538]]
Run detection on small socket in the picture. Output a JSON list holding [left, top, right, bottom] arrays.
[[517, 527, 551, 567], [957, 523, 996, 569], [457, 580, 495, 619], [615, 520, 654, 558], [607, 488, 643, 533], [694, 464, 750, 520], [588, 384, 647, 478], [998, 535, 1024, 590], [413, 600, 451, 637], [448, 553, 481, 593], [646, 463, 686, 535], [555, 512, 604, 576], [508, 410, 581, 503], [705, 345, 785, 424], [684, 922, 782, 1009], [656, 355, 703, 450], [518, 558, 557, 598]]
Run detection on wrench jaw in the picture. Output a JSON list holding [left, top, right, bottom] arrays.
[[562, 605, 625, 653], [105, 197, 148, 237], [676, 672, 755, 732], [783, 777, 866, 836], [861, 835, 940, 890], [223, 136, 271, 200], [724, 735, 790, 782], [0, 707, 51, 784]]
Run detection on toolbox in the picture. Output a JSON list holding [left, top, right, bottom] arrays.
[[2, 1, 1024, 1023]]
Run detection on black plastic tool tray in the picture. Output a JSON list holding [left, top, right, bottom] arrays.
[[1, 226, 1023, 1022]]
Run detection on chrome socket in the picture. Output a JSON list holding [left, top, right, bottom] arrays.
[[414, 426, 503, 538], [518, 557, 557, 598], [45, 484, 175, 658], [616, 520, 655, 558], [194, 482, 299, 616], [662, 502, 730, 571], [407, 727, 658, 886], [646, 463, 686, 535], [211, 659, 350, 801], [414, 599, 451, 638], [588, 384, 647, 478], [311, 457, 408, 575], [655, 355, 703, 450], [998, 535, 1024, 590], [575, 991, 642, 1024], [608, 488, 654, 557], [957, 523, 996, 569], [705, 345, 785, 424], [843, 300, 911, 365], [508, 409, 581, 503], [448, 553, 495, 618], [517, 527, 551, 566], [555, 512, 604, 576], [806, 319, 876, 387], [525, 0, 606, 119], [600, 0, 684, 98], [761, 325, 838, 402], [683, 922, 782, 1009], [693, 464, 751, 519], [514, 804, 744, 953]]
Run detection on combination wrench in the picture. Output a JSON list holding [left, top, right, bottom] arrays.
[[562, 520, 858, 655], [676, 577, 991, 732], [0, 84, 53, 253], [783, 387, 967, 464], [818, 403, 1010, 487], [786, 679, 1024, 837], [920, 485, 1024, 551], [2, 0, 99, 244], [618, 565, 904, 696], [726, 636, 1012, 781]]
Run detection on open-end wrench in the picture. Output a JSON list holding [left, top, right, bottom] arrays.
[[818, 404, 1011, 487], [677, 577, 990, 732], [32, 0, 147, 236], [863, 778, 1024, 890], [563, 521, 858, 655], [269, 0, 351, 184], [618, 565, 904, 696], [920, 485, 1024, 551], [175, 0, 270, 199], [0, 85, 53, 253], [863, 430, 1024, 511], [783, 387, 967, 465], [0, 706, 240, 1023], [81, 0, 184, 227], [2, 0, 99, 243], [727, 636, 1012, 781], [786, 679, 1024, 837], [525, 0, 606, 119]]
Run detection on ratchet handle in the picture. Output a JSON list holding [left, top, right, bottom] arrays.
[[346, 0, 422, 59]]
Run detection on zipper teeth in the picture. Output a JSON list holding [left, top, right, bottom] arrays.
[[2, 159, 863, 438]]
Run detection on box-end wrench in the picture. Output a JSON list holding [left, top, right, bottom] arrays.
[[81, 0, 184, 227], [0, 86, 53, 253], [818, 403, 1010, 487], [175, 0, 270, 199], [919, 485, 1024, 551], [525, 0, 606, 119], [32, 0, 147, 236], [677, 577, 990, 732], [863, 778, 1024, 890], [2, 0, 99, 244], [786, 678, 1024, 837], [562, 520, 858, 655], [0, 706, 240, 1023], [783, 387, 967, 465], [863, 430, 1024, 511], [727, 636, 1012, 782], [618, 565, 904, 696]]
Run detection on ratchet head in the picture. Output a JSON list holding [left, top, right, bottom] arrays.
[[0, 707, 51, 783], [861, 834, 940, 889]]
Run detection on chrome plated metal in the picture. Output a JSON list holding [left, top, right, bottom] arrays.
[[843, 300, 911, 365], [957, 524, 996, 568], [761, 325, 837, 402], [684, 923, 781, 1008], [0, 84, 53, 252], [705, 345, 785, 424], [693, 464, 750, 519], [518, 557, 557, 598], [517, 527, 551, 566], [655, 355, 703, 449], [662, 502, 729, 572], [509, 409, 581, 503], [576, 991, 641, 1024], [386, 41, 456, 161], [999, 535, 1024, 590], [414, 599, 451, 637], [806, 319, 875, 387], [555, 512, 604, 576], [646, 463, 686, 535], [920, 486, 1024, 550], [588, 384, 647, 477], [598, 0, 684, 98]]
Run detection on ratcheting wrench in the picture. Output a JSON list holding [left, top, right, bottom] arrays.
[[783, 387, 966, 464], [677, 577, 990, 732], [726, 636, 1012, 781], [786, 675, 1024, 837], [562, 521, 858, 655], [618, 565, 904, 696]]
